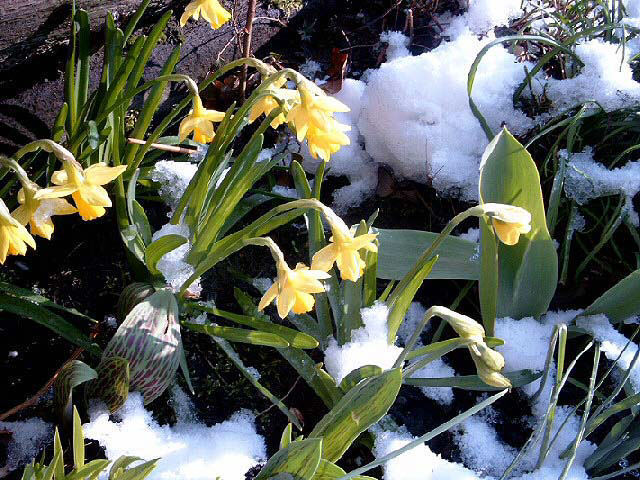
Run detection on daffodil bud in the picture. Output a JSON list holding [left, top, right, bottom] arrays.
[[431, 306, 485, 342], [469, 341, 506, 372], [470, 350, 512, 389]]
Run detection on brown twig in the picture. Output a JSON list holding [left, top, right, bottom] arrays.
[[127, 137, 198, 155], [240, 0, 258, 98]]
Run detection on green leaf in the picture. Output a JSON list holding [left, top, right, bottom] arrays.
[[311, 460, 376, 480], [54, 361, 97, 423], [66, 460, 111, 480], [479, 128, 558, 333], [256, 438, 323, 480], [73, 405, 84, 468], [405, 369, 541, 391], [0, 293, 100, 355], [386, 256, 439, 343], [184, 322, 290, 347], [582, 269, 640, 324], [376, 229, 479, 281], [280, 424, 293, 449], [120, 225, 147, 265], [195, 302, 318, 349], [145, 235, 188, 276], [339, 365, 383, 392], [309, 368, 402, 462]]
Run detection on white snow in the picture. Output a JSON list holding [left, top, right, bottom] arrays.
[[252, 277, 274, 294], [151, 161, 199, 213], [539, 39, 640, 115], [445, 0, 524, 38], [323, 302, 403, 384], [84, 393, 266, 480], [577, 314, 640, 393], [458, 227, 480, 243], [380, 31, 411, 61], [152, 223, 201, 296], [410, 358, 456, 405], [495, 311, 581, 416], [375, 404, 595, 480], [562, 147, 640, 225], [0, 418, 52, 473], [358, 29, 533, 201]]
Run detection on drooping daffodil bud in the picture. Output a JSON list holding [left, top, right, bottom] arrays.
[[36, 162, 126, 221], [0, 198, 36, 264], [481, 203, 532, 246], [179, 94, 226, 144], [311, 209, 377, 282], [470, 347, 512, 389], [180, 0, 231, 30], [434, 306, 486, 343]]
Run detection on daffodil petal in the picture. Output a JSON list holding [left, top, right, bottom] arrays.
[[258, 282, 279, 311], [84, 163, 126, 185]]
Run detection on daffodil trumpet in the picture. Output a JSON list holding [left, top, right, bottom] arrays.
[[35, 160, 126, 221], [245, 237, 330, 318]]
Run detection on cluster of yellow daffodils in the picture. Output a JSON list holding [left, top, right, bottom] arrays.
[[286, 84, 351, 161], [179, 94, 226, 144], [0, 144, 126, 264], [444, 309, 511, 388], [180, 0, 231, 30], [256, 204, 378, 318]]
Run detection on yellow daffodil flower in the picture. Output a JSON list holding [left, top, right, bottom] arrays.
[[180, 0, 231, 29], [258, 261, 330, 319], [36, 162, 126, 221], [306, 123, 351, 161], [286, 85, 350, 142], [12, 187, 76, 240], [483, 203, 532, 246], [311, 211, 377, 282], [0, 199, 36, 264], [179, 95, 226, 144], [248, 79, 296, 129]]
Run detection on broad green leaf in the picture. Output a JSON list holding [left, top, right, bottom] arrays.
[[66, 460, 111, 480], [280, 424, 293, 449], [377, 229, 479, 280], [405, 368, 541, 391], [145, 235, 188, 276], [54, 361, 97, 424], [184, 322, 290, 347], [339, 365, 383, 392], [255, 438, 323, 480], [0, 293, 100, 355], [582, 269, 640, 323], [309, 368, 402, 462], [479, 128, 558, 332], [312, 460, 377, 480]]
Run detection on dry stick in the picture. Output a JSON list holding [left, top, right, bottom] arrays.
[[0, 348, 84, 422], [127, 137, 198, 155], [240, 0, 258, 99]]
